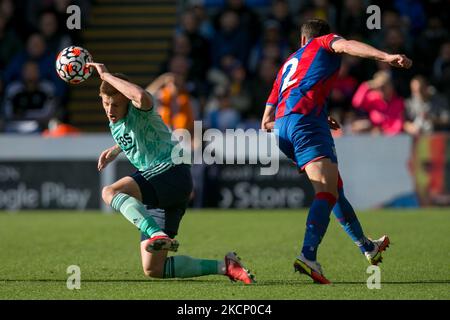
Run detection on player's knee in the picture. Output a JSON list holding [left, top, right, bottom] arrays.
[[314, 186, 338, 200], [102, 185, 117, 206], [143, 267, 163, 278], [315, 190, 338, 206], [329, 189, 339, 201], [320, 181, 339, 199], [327, 188, 339, 200]]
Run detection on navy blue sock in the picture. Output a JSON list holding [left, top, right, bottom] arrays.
[[333, 185, 374, 253], [301, 192, 336, 261]]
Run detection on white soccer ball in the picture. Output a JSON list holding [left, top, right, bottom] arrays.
[[55, 46, 93, 84]]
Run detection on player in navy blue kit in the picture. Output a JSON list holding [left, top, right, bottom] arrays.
[[261, 19, 412, 284]]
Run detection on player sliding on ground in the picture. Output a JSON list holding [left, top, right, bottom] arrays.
[[261, 19, 412, 284], [87, 62, 254, 284]]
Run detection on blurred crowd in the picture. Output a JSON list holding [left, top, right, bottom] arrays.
[[0, 0, 89, 134], [1, 0, 450, 137], [151, 0, 450, 137]]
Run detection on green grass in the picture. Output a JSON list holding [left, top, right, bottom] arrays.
[[0, 209, 449, 299]]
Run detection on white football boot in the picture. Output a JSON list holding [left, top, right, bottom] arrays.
[[364, 235, 390, 265]]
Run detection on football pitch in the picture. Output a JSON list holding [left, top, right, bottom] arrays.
[[0, 209, 449, 300]]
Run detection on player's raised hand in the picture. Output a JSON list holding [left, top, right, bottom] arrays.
[[86, 62, 110, 79], [384, 54, 413, 69], [98, 145, 121, 171]]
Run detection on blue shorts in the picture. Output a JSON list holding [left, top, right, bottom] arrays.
[[274, 112, 337, 170]]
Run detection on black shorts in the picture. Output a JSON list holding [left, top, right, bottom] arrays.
[[130, 164, 193, 241]]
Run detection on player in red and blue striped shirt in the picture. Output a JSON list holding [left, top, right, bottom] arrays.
[[261, 19, 412, 284]]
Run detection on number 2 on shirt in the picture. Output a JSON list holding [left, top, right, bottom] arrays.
[[281, 58, 299, 93]]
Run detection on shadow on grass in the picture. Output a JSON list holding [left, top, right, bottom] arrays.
[[254, 280, 450, 286], [1, 279, 449, 285]]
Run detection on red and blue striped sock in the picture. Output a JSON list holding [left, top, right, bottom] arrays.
[[332, 174, 374, 253]]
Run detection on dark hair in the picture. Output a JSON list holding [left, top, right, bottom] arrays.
[[99, 73, 130, 96], [412, 74, 428, 85], [39, 9, 58, 20], [301, 19, 330, 40]]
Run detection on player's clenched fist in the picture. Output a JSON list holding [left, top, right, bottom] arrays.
[[383, 54, 412, 69]]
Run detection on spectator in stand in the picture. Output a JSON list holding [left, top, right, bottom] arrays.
[[2, 61, 57, 133], [177, 10, 210, 65], [213, 0, 261, 46], [259, 41, 284, 65], [165, 33, 192, 64], [228, 60, 251, 116], [415, 17, 448, 76], [0, 9, 19, 106], [26, 0, 91, 44], [403, 75, 450, 135], [176, 10, 211, 89], [1, 0, 26, 112], [352, 71, 405, 136], [311, 0, 337, 30], [4, 33, 67, 98], [146, 67, 196, 134], [39, 10, 72, 55], [211, 10, 251, 69], [329, 55, 359, 126], [206, 54, 234, 103], [42, 115, 81, 137], [0, 0, 13, 26], [297, 5, 316, 29], [394, 0, 427, 35], [339, 0, 368, 39], [247, 58, 278, 128], [1, 0, 30, 40], [298, 0, 337, 30], [249, 20, 289, 73], [384, 28, 412, 59], [0, 12, 22, 72], [433, 41, 450, 103], [161, 36, 208, 102], [204, 85, 240, 132], [189, 1, 215, 40], [376, 28, 414, 97], [424, 0, 450, 34], [370, 10, 407, 49], [267, 0, 295, 44]]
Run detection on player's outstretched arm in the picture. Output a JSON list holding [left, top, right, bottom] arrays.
[[98, 145, 122, 171], [331, 39, 412, 69], [87, 62, 153, 110]]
